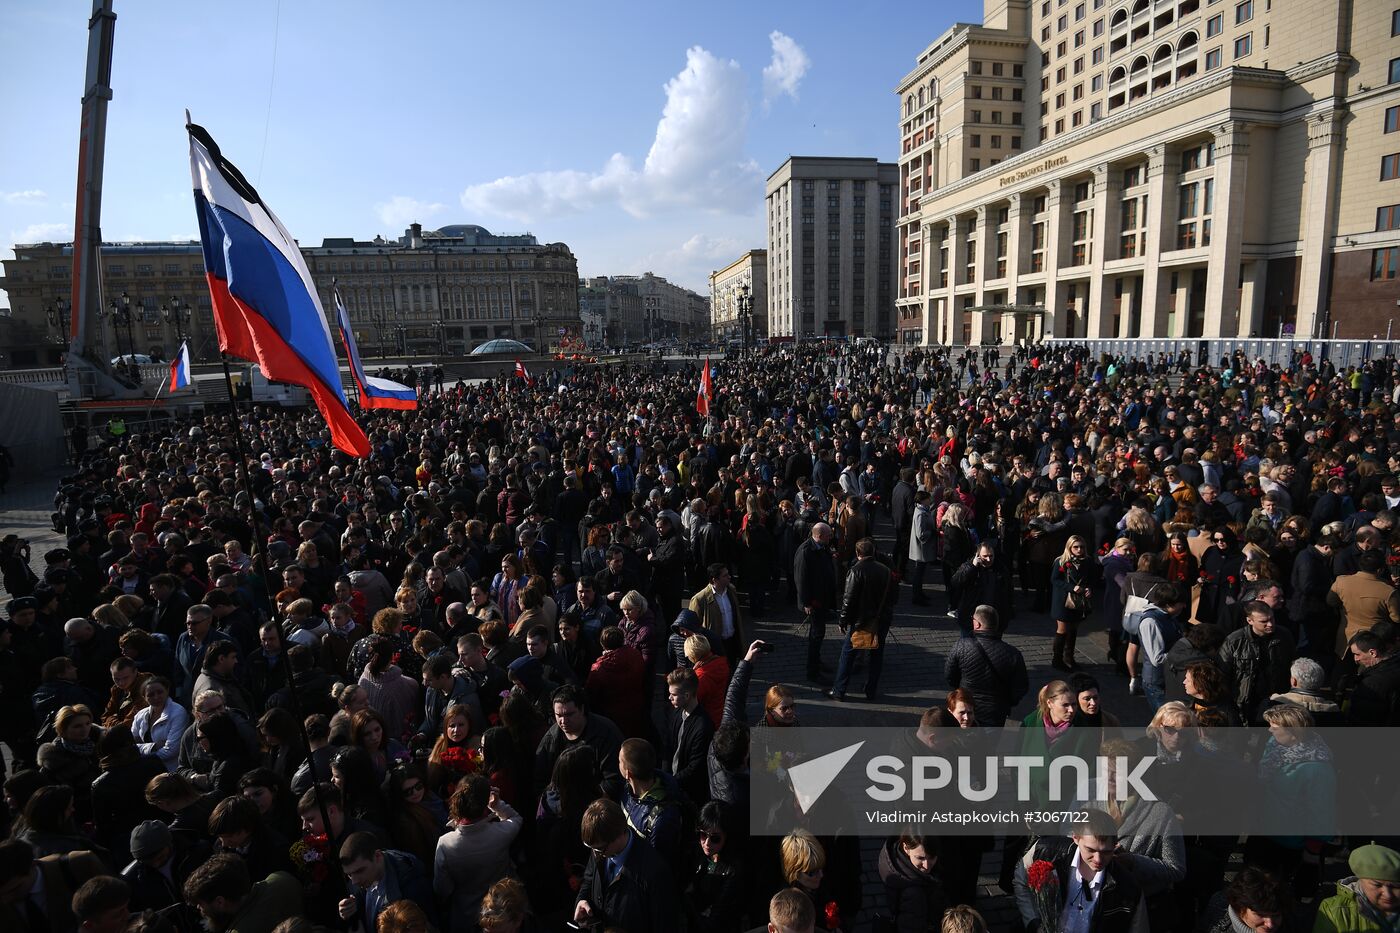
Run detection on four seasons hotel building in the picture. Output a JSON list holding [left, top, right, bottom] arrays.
[[895, 0, 1400, 346]]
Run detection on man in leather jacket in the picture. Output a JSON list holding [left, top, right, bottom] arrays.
[[829, 538, 896, 702]]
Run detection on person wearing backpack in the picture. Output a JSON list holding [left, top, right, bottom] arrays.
[[1136, 582, 1189, 713]]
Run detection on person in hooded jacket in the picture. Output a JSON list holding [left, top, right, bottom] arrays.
[[878, 832, 948, 933]]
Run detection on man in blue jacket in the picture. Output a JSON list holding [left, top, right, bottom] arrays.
[[338, 831, 435, 933]]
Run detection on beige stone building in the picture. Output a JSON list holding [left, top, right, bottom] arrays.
[[766, 157, 899, 339], [0, 222, 582, 366], [305, 223, 580, 356], [0, 240, 210, 367], [897, 0, 1400, 345], [709, 250, 768, 343], [609, 273, 708, 343]]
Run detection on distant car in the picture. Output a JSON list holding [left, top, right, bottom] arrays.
[[110, 354, 154, 366]]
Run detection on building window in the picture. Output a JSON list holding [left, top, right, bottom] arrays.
[[1057, 66, 1067, 82], [1178, 222, 1198, 249], [992, 111, 1004, 123], [1384, 154, 1400, 180], [1015, 64, 1024, 76], [1073, 83, 1084, 100], [1055, 118, 1065, 133], [971, 158, 982, 172], [1234, 34, 1252, 58], [1056, 92, 1066, 108], [971, 61, 983, 74], [1059, 13, 1068, 29], [972, 109, 983, 122], [1123, 165, 1143, 187], [1042, 25, 1052, 41], [1391, 57, 1400, 84], [1092, 74, 1104, 91], [1235, 0, 1252, 23], [1091, 102, 1103, 120], [1072, 110, 1084, 127], [1374, 247, 1400, 280], [1205, 47, 1222, 69], [1074, 56, 1085, 73], [1075, 30, 1085, 48], [991, 135, 1002, 148], [1377, 205, 1400, 230], [971, 134, 982, 147], [992, 86, 1004, 99], [1207, 13, 1223, 36], [993, 62, 1004, 76], [1058, 40, 1068, 56], [1093, 18, 1104, 36], [1076, 2, 1086, 19], [1013, 112, 1023, 124], [1075, 181, 1092, 202], [1387, 105, 1400, 133], [1093, 46, 1104, 64], [1394, 8, 1400, 34], [1012, 136, 1023, 148]]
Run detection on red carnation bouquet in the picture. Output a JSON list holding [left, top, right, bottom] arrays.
[[289, 832, 331, 883], [1026, 859, 1061, 933], [438, 745, 483, 777], [824, 900, 842, 931]]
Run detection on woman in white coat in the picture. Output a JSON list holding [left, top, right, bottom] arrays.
[[130, 676, 189, 772]]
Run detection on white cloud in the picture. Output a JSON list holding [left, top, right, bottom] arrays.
[[630, 229, 759, 292], [375, 196, 446, 230], [762, 31, 810, 105], [2, 189, 47, 205], [460, 46, 760, 224], [13, 222, 71, 243]]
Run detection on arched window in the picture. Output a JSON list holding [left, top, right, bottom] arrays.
[[1110, 66, 1128, 84], [1130, 55, 1149, 74], [918, 87, 925, 107], [1153, 43, 1173, 63], [1132, 0, 1148, 13], [1177, 30, 1199, 52], [1111, 8, 1128, 27], [906, 95, 914, 116]]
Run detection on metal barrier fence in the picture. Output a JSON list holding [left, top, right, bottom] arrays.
[[1042, 337, 1398, 370]]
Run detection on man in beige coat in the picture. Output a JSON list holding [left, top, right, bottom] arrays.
[[1328, 549, 1400, 656], [687, 562, 745, 666]]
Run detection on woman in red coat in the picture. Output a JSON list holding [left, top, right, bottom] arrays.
[[585, 626, 649, 738], [685, 634, 731, 727]]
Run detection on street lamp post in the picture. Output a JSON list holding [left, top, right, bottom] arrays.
[[162, 295, 190, 346], [105, 295, 127, 363], [46, 298, 70, 350], [736, 283, 753, 360], [434, 318, 446, 356], [120, 292, 137, 361], [393, 310, 406, 357], [369, 309, 384, 359]]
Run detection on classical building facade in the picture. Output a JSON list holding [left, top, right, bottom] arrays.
[[304, 223, 581, 356], [578, 276, 643, 347], [0, 222, 581, 366], [0, 240, 210, 367], [709, 250, 768, 342], [766, 157, 898, 339], [898, 0, 1400, 345], [609, 273, 708, 343]]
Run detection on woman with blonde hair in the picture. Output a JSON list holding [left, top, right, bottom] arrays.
[[781, 829, 851, 932], [1050, 535, 1097, 670], [92, 603, 130, 632], [1017, 681, 1101, 808], [940, 503, 975, 619]]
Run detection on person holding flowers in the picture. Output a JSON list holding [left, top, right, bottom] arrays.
[[1014, 809, 1150, 933]]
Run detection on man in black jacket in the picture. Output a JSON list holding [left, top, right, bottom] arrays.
[[830, 538, 896, 701], [793, 522, 837, 684], [661, 667, 714, 804], [945, 605, 1029, 726], [1346, 629, 1400, 725], [573, 798, 676, 933], [1013, 810, 1149, 933], [890, 469, 916, 576], [1289, 534, 1337, 661], [533, 684, 625, 798]]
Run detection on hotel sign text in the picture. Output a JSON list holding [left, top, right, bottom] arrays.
[[998, 155, 1069, 187]]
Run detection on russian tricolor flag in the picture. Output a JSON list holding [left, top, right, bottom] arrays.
[[187, 119, 370, 457], [332, 284, 417, 410], [169, 340, 191, 391]]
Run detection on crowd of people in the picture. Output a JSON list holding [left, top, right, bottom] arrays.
[[0, 338, 1397, 933]]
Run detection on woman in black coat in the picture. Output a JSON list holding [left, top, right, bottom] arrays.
[[91, 724, 166, 863], [193, 711, 254, 799], [878, 833, 949, 933], [1197, 526, 1245, 627], [1050, 534, 1100, 671]]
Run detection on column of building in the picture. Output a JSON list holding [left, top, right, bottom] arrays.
[[1141, 144, 1175, 338], [971, 205, 995, 344], [1086, 162, 1119, 338], [949, 214, 972, 344], [1041, 181, 1068, 340], [1005, 193, 1027, 343], [1202, 121, 1251, 338], [1295, 110, 1344, 340]]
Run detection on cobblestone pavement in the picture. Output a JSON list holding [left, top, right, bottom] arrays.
[[733, 515, 1146, 932]]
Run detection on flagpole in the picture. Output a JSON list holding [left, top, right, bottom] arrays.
[[217, 352, 341, 888]]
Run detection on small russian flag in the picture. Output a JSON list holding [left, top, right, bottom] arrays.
[[169, 340, 191, 391]]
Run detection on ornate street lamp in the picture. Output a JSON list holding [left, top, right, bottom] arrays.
[[46, 297, 70, 347]]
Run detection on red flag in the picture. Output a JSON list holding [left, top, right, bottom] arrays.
[[696, 358, 713, 417], [514, 359, 533, 385]]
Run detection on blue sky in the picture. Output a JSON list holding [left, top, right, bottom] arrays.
[[1, 0, 982, 293]]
